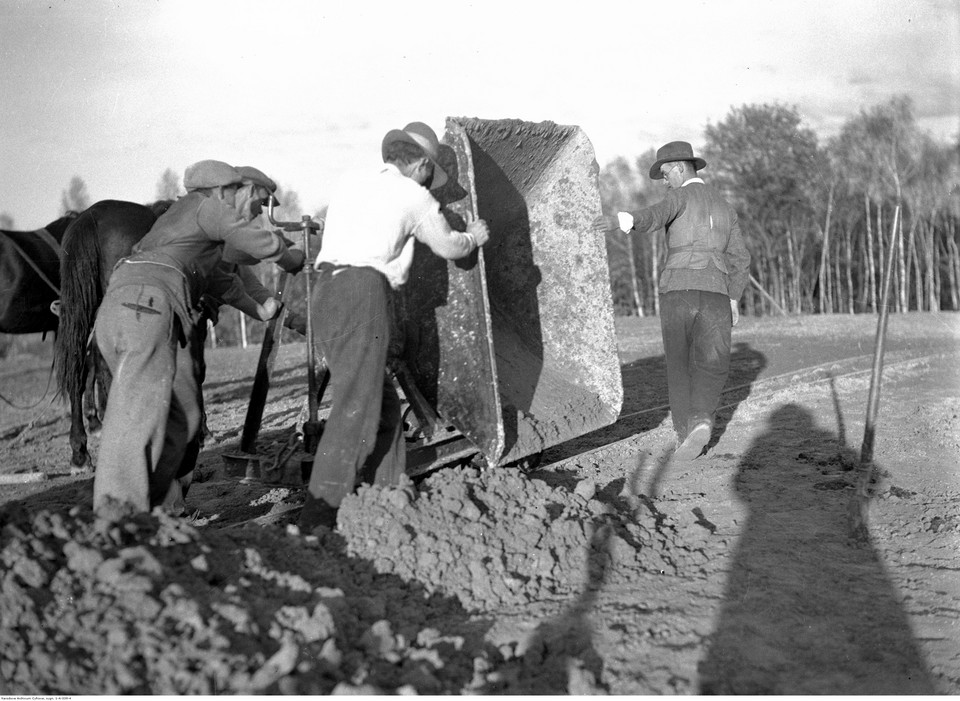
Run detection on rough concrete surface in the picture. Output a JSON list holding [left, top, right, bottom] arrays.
[[0, 312, 958, 694]]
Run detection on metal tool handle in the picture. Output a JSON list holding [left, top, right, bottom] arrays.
[[267, 200, 325, 452]]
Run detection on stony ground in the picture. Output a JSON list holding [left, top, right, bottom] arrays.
[[1, 312, 958, 694]]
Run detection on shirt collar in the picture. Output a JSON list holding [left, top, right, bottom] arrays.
[[681, 177, 705, 187]]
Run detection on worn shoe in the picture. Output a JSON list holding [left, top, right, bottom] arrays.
[[298, 494, 338, 532], [159, 475, 191, 517], [669, 430, 684, 452], [674, 421, 711, 462]]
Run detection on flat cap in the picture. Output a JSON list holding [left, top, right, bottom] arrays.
[[183, 159, 243, 190], [236, 165, 277, 193]]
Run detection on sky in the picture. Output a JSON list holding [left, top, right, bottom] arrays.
[[2, 0, 958, 229]]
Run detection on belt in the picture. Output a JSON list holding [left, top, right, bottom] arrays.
[[316, 261, 350, 278], [316, 262, 388, 281]]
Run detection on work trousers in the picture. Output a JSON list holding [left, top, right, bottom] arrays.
[[93, 284, 202, 512], [307, 265, 405, 508], [659, 290, 732, 439]]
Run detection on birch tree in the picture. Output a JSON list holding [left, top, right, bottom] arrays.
[[702, 103, 824, 313]]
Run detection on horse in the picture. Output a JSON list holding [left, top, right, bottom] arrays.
[[54, 200, 160, 467], [0, 213, 80, 414], [0, 212, 77, 336]]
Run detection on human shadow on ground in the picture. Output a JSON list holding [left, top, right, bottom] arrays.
[[697, 403, 934, 694], [543, 342, 767, 476], [480, 519, 612, 694], [632, 341, 768, 499], [710, 341, 768, 446]]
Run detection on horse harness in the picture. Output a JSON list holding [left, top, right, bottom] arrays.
[[2, 227, 62, 297]]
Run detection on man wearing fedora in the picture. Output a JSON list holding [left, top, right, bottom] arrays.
[[599, 141, 751, 462], [299, 121, 491, 531]]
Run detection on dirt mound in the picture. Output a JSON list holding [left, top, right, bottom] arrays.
[[335, 466, 712, 693], [1, 465, 711, 695], [2, 314, 958, 694], [0, 500, 492, 694], [338, 466, 710, 611]]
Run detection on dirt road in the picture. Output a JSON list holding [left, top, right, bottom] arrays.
[[1, 312, 958, 693]]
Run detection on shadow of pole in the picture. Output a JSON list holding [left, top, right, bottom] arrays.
[[828, 373, 847, 448]]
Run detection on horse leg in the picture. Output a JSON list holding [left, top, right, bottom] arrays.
[[194, 318, 211, 441], [93, 346, 112, 430], [70, 363, 92, 469], [83, 351, 101, 434]]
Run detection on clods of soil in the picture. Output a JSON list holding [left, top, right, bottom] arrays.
[[1, 312, 958, 694]]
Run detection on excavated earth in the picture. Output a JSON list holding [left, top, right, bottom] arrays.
[[0, 312, 958, 694]]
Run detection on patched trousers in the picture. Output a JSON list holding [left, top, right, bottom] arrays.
[[659, 289, 732, 439], [306, 265, 405, 508], [93, 284, 202, 512]]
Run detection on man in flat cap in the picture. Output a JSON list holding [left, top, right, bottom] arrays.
[[181, 165, 312, 455], [598, 141, 751, 462], [209, 165, 311, 336], [92, 159, 306, 515], [235, 165, 280, 223], [298, 121, 491, 531]]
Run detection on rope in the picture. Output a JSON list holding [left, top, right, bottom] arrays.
[[0, 359, 57, 410], [2, 228, 61, 296]]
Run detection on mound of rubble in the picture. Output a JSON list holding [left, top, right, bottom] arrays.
[[1, 466, 703, 694], [337, 466, 706, 610], [0, 502, 488, 695]]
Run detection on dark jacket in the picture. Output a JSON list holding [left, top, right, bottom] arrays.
[[629, 180, 750, 300]]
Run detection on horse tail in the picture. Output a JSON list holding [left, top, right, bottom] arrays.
[[54, 211, 105, 404]]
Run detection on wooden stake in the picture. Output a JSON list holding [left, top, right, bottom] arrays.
[[749, 274, 787, 315], [850, 205, 901, 540]]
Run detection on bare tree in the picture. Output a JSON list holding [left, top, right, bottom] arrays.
[[702, 103, 825, 314], [155, 168, 182, 202], [829, 96, 959, 313], [60, 176, 90, 215], [595, 96, 959, 317], [599, 156, 645, 315]]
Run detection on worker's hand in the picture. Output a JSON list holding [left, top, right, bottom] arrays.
[[465, 211, 490, 247], [279, 247, 306, 274], [592, 214, 618, 233], [283, 310, 307, 336], [291, 232, 323, 257], [256, 297, 281, 321], [730, 298, 740, 327]]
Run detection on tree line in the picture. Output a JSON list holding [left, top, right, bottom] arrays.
[[7, 96, 955, 353], [600, 95, 960, 317]]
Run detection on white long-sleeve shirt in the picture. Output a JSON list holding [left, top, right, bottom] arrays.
[[314, 163, 476, 288]]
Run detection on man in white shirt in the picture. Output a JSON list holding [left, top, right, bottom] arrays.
[[299, 121, 491, 531]]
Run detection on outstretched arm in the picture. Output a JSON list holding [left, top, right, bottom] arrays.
[[415, 207, 490, 260]]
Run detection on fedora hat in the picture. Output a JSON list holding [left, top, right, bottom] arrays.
[[649, 141, 707, 180], [381, 121, 448, 188]]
